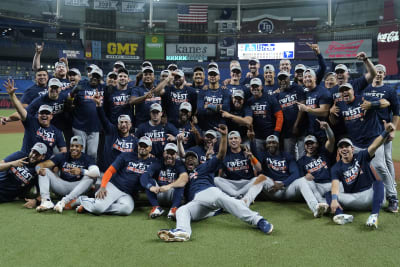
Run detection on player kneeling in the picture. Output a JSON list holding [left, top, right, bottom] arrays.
[[36, 136, 100, 213], [326, 121, 395, 229]]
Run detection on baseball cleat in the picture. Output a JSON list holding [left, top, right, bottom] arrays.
[[149, 206, 164, 219], [314, 203, 329, 218], [36, 199, 54, 212], [386, 197, 399, 213], [366, 213, 378, 229], [157, 229, 190, 242], [257, 219, 273, 234], [333, 214, 354, 225], [167, 207, 177, 220], [64, 198, 79, 210], [76, 205, 85, 214], [54, 200, 66, 213]]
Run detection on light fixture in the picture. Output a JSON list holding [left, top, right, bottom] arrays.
[[59, 32, 63, 35], [32, 29, 36, 32], [8, 28, 11, 30]]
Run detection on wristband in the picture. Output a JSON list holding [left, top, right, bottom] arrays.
[[332, 194, 338, 200], [381, 130, 390, 139], [35, 166, 41, 172], [370, 101, 380, 109], [83, 169, 89, 176], [147, 184, 153, 190], [251, 157, 259, 165]]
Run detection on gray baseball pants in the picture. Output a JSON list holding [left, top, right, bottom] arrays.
[[283, 136, 305, 160], [72, 128, 99, 162], [337, 187, 384, 211]]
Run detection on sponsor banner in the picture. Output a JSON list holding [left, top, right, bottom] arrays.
[[145, 35, 164, 60], [218, 37, 236, 59], [318, 39, 372, 59], [85, 40, 92, 59], [295, 34, 315, 59], [58, 49, 84, 59], [64, 0, 89, 7], [237, 43, 294, 60], [105, 42, 143, 60], [121, 1, 145, 13], [94, 0, 118, 10], [166, 43, 216, 60], [92, 41, 102, 60]]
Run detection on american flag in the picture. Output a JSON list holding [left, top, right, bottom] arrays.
[[177, 5, 208, 23]]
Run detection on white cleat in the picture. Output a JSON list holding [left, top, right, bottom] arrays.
[[333, 214, 354, 225], [314, 203, 329, 218], [157, 229, 190, 242], [36, 199, 54, 212], [366, 214, 378, 229], [54, 200, 66, 213]]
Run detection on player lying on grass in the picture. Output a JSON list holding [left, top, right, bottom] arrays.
[[325, 120, 395, 228], [35, 136, 100, 213], [0, 143, 47, 204], [157, 124, 274, 242]]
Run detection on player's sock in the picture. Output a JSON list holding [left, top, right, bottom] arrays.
[[325, 192, 343, 215], [145, 190, 159, 207], [372, 180, 384, 214], [171, 187, 184, 208]]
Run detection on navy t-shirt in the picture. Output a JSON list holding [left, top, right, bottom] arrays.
[[187, 146, 208, 164], [175, 121, 201, 150], [297, 147, 332, 183], [163, 85, 197, 125], [50, 152, 95, 182], [225, 102, 253, 139], [241, 73, 265, 89], [226, 84, 251, 100], [131, 85, 162, 126], [140, 159, 186, 188], [331, 149, 375, 193], [103, 86, 133, 125], [247, 92, 282, 139], [0, 151, 38, 202], [110, 153, 155, 196], [20, 84, 48, 105], [220, 150, 254, 180], [21, 113, 66, 159], [336, 95, 383, 148], [197, 87, 230, 131]]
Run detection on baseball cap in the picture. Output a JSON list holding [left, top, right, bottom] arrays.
[[375, 64, 386, 73], [339, 83, 353, 92], [89, 67, 103, 78], [142, 61, 153, 68], [277, 71, 291, 79], [174, 69, 185, 78], [248, 58, 260, 64], [138, 136, 152, 147], [304, 135, 318, 143], [324, 72, 336, 80], [167, 63, 178, 70], [107, 71, 118, 78], [208, 62, 219, 69], [208, 68, 220, 75], [54, 62, 66, 68], [193, 66, 204, 73], [118, 114, 131, 123], [118, 68, 129, 75], [185, 150, 199, 160], [70, 135, 84, 146], [31, 142, 47, 155], [205, 130, 217, 138], [232, 89, 245, 99], [263, 64, 275, 72], [87, 64, 98, 71], [114, 61, 125, 68], [142, 66, 154, 73], [335, 64, 348, 72], [228, 131, 241, 138], [179, 102, 192, 112], [231, 65, 242, 72], [38, 105, 53, 113], [48, 78, 63, 88], [67, 68, 81, 77], [295, 64, 307, 72], [164, 143, 178, 153], [150, 103, 162, 112], [250, 78, 262, 86], [265, 135, 279, 143], [337, 138, 353, 147], [160, 70, 170, 76], [304, 68, 316, 77]]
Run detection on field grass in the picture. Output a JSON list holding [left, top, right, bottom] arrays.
[[1, 108, 400, 266]]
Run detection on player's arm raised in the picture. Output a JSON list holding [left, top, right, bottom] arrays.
[[4, 79, 27, 121], [216, 124, 228, 160], [367, 120, 395, 158]]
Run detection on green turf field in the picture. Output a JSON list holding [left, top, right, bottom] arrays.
[[1, 108, 400, 266]]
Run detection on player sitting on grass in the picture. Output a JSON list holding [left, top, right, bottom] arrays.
[[0, 143, 47, 204], [35, 136, 100, 213], [325, 120, 395, 228], [157, 124, 273, 242]]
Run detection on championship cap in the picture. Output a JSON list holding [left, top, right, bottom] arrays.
[[250, 78, 262, 86], [138, 136, 152, 147], [231, 65, 242, 72], [277, 71, 291, 78], [142, 61, 153, 68], [265, 135, 279, 143], [54, 62, 66, 68], [263, 64, 275, 72], [335, 64, 349, 72], [142, 66, 154, 73], [375, 64, 386, 73], [339, 83, 353, 92], [70, 136, 84, 146], [31, 142, 47, 155], [295, 64, 307, 72], [118, 114, 131, 123], [248, 58, 260, 64], [167, 63, 178, 70], [48, 78, 63, 88], [89, 67, 103, 78], [185, 150, 199, 160], [208, 68, 220, 75], [324, 72, 336, 80], [86, 64, 98, 71], [38, 105, 53, 113], [114, 61, 125, 68], [228, 131, 241, 138], [208, 62, 219, 69], [304, 68, 316, 77], [150, 103, 162, 112], [232, 89, 245, 99], [337, 138, 353, 147], [107, 71, 118, 78], [193, 66, 205, 73], [160, 70, 170, 76], [205, 130, 217, 138], [118, 68, 129, 75], [67, 68, 81, 77], [304, 135, 318, 143], [174, 69, 185, 78], [164, 143, 178, 152], [179, 102, 192, 112]]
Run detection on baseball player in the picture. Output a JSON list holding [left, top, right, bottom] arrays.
[[226, 65, 250, 99], [294, 43, 327, 86], [0, 143, 47, 204], [181, 129, 219, 164], [75, 136, 155, 215], [4, 79, 67, 159], [157, 125, 274, 242], [106, 72, 118, 87], [191, 66, 206, 94], [361, 64, 399, 212], [20, 68, 49, 106], [279, 59, 291, 73], [174, 102, 202, 150], [326, 121, 395, 228], [35, 136, 100, 213], [67, 68, 81, 88], [263, 64, 278, 94], [140, 143, 187, 220], [242, 58, 265, 89]]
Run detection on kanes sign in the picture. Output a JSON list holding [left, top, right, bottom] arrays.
[[166, 44, 216, 60]]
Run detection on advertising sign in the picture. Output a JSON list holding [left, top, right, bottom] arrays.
[[145, 35, 164, 60], [318, 39, 372, 59], [237, 43, 294, 60], [166, 43, 215, 61], [105, 42, 142, 60], [58, 50, 84, 59]]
